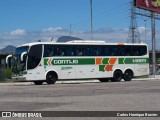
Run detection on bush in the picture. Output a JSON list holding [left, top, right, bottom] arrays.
[[157, 58, 160, 64], [4, 68, 12, 79], [0, 68, 12, 82], [0, 72, 5, 82]]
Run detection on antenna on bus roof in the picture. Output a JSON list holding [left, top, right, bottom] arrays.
[[51, 37, 54, 41]]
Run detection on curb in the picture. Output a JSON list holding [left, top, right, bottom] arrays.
[[0, 78, 159, 86]]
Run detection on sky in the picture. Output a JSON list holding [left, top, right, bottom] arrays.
[[0, 0, 160, 49]]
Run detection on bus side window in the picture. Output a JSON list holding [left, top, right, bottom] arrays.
[[94, 47, 102, 56], [60, 51, 64, 56], [140, 46, 147, 56], [60, 46, 67, 56], [76, 46, 87, 56], [86, 47, 90, 56], [49, 48, 54, 56], [110, 47, 117, 56], [44, 45, 54, 57], [125, 47, 131, 56], [66, 46, 75, 56], [71, 51, 74, 56], [54, 47, 59, 56], [108, 48, 114, 56], [47, 49, 51, 57], [76, 50, 82, 56], [66, 49, 71, 56], [118, 50, 121, 56], [104, 47, 110, 56], [113, 47, 118, 56], [77, 49, 85, 56], [134, 49, 139, 56], [135, 49, 138, 56], [119, 47, 125, 56], [94, 49, 98, 56], [44, 46, 48, 57]]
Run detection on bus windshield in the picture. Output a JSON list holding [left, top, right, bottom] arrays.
[[27, 45, 42, 70], [12, 46, 29, 75]]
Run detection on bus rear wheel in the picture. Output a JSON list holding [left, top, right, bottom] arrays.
[[123, 69, 133, 81], [34, 81, 43, 85], [46, 72, 57, 84], [111, 70, 123, 82]]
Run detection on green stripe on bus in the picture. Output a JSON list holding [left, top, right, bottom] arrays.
[[44, 59, 48, 65], [44, 58, 149, 66], [44, 58, 95, 65], [118, 58, 149, 64]]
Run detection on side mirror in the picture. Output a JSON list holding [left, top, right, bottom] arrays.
[[6, 54, 13, 64], [21, 52, 27, 61]]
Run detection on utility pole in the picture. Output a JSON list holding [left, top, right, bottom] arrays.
[[144, 18, 147, 42], [90, 0, 93, 40], [70, 24, 72, 37], [151, 12, 156, 77], [128, 0, 141, 43]]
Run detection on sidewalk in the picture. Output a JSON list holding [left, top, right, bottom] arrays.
[[133, 75, 160, 81]]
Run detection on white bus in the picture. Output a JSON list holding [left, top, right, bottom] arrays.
[[6, 40, 149, 85]]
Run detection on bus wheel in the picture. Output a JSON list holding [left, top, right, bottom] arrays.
[[111, 70, 123, 82], [123, 69, 133, 81], [99, 78, 109, 82], [46, 72, 57, 84], [34, 81, 43, 85]]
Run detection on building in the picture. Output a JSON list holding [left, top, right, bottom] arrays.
[[0, 53, 9, 65], [0, 53, 10, 72]]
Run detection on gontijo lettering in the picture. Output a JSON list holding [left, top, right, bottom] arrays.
[[53, 59, 78, 65]]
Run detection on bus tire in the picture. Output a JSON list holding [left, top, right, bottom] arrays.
[[46, 72, 57, 84], [111, 70, 123, 82], [99, 78, 109, 82], [123, 69, 133, 81], [34, 81, 43, 85]]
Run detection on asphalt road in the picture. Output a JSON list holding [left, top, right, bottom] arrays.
[[0, 79, 160, 120]]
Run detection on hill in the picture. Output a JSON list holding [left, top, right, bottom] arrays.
[[0, 45, 16, 53]]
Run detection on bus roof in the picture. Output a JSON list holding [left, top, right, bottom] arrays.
[[17, 40, 148, 48]]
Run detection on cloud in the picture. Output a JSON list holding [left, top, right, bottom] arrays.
[[0, 27, 159, 50], [42, 27, 63, 32], [10, 29, 26, 36], [138, 26, 145, 33]]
